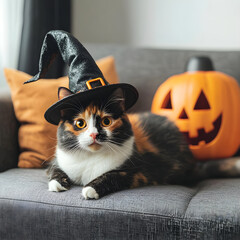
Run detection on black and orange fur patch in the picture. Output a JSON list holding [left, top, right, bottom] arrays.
[[128, 114, 159, 154]]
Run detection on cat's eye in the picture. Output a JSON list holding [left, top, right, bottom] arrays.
[[75, 119, 86, 129], [101, 117, 112, 127]]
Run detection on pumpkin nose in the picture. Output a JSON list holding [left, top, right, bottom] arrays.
[[179, 108, 189, 119]]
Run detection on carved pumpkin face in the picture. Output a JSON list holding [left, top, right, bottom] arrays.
[[152, 65, 240, 160]]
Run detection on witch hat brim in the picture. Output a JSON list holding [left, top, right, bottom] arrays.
[[24, 30, 139, 125], [45, 83, 138, 125]]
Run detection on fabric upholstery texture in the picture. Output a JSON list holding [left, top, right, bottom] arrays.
[[0, 168, 240, 239], [0, 91, 19, 172], [1, 45, 240, 239], [4, 56, 119, 169]]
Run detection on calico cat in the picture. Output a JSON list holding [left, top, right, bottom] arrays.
[[47, 87, 240, 199]]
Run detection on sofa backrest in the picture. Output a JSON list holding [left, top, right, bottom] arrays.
[[85, 44, 240, 112]]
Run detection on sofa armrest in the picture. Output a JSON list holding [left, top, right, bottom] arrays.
[[0, 90, 19, 172]]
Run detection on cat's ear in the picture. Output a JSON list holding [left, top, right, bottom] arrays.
[[108, 88, 125, 110], [58, 87, 74, 100]]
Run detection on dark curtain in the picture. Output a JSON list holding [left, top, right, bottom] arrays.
[[18, 0, 71, 78]]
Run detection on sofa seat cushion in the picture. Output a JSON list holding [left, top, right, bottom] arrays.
[[0, 168, 240, 239]]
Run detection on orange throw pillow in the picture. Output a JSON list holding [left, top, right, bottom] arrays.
[[5, 56, 119, 168]]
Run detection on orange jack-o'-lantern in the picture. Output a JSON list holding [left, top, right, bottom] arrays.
[[152, 56, 240, 160]]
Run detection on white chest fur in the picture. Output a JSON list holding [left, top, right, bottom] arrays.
[[56, 137, 134, 186]]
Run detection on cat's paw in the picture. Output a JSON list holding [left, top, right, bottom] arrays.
[[82, 186, 99, 200], [48, 179, 68, 192]]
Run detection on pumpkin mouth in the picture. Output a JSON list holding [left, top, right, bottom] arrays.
[[182, 113, 222, 146]]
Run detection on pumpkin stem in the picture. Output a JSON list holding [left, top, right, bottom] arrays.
[[185, 56, 214, 72]]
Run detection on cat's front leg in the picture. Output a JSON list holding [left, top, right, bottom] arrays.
[[47, 163, 72, 192], [82, 170, 149, 199]]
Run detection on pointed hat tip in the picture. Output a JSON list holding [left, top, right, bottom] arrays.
[[23, 73, 41, 84]]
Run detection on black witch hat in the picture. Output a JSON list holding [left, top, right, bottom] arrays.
[[24, 30, 138, 125]]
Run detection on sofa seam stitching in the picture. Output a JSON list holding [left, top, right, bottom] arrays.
[[183, 184, 201, 218], [0, 196, 239, 228]]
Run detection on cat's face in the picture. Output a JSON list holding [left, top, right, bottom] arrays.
[[57, 88, 133, 153]]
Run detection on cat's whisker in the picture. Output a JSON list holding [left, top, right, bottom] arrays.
[[108, 139, 135, 151], [105, 143, 115, 154], [106, 141, 136, 166], [58, 99, 82, 109], [42, 153, 56, 166], [112, 133, 134, 139], [46, 135, 58, 141], [105, 143, 132, 164], [107, 140, 152, 166], [101, 95, 124, 111], [101, 95, 116, 110], [45, 144, 57, 151], [58, 100, 84, 113], [44, 147, 57, 155], [107, 142, 134, 157], [108, 143, 135, 166], [61, 141, 82, 153], [67, 146, 82, 155]]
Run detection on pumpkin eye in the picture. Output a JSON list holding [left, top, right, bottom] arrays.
[[75, 119, 86, 129], [161, 90, 172, 109], [101, 117, 112, 127], [194, 90, 210, 110]]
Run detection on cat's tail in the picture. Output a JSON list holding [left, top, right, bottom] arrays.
[[192, 157, 240, 181]]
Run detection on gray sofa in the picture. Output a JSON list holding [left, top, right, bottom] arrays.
[[1, 45, 240, 239]]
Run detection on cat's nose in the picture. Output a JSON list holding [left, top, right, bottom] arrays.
[[90, 133, 98, 140]]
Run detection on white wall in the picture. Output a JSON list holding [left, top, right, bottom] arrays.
[[0, 0, 24, 89], [72, 0, 240, 50]]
